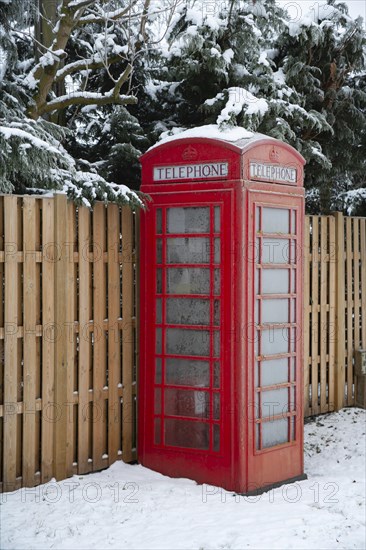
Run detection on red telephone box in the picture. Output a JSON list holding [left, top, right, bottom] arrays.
[[138, 129, 306, 493]]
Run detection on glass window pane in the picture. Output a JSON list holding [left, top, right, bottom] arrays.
[[165, 358, 210, 387], [256, 206, 261, 233], [262, 238, 290, 264], [261, 388, 289, 418], [156, 269, 162, 294], [166, 298, 210, 325], [166, 328, 210, 356], [214, 238, 220, 263], [167, 207, 210, 234], [213, 362, 220, 388], [154, 388, 161, 414], [156, 239, 162, 264], [262, 418, 288, 448], [291, 269, 296, 293], [291, 416, 296, 441], [165, 389, 209, 418], [291, 357, 296, 382], [291, 210, 296, 234], [167, 237, 210, 264], [214, 269, 221, 294], [155, 358, 162, 384], [262, 299, 289, 324], [154, 418, 161, 444], [156, 209, 162, 234], [156, 298, 162, 324], [260, 328, 289, 355], [256, 423, 260, 450], [291, 299, 296, 323], [213, 424, 220, 451], [262, 269, 289, 294], [214, 207, 221, 233], [165, 419, 209, 450], [260, 358, 289, 386], [214, 300, 220, 325], [214, 332, 220, 357], [213, 393, 220, 420], [262, 208, 290, 234], [167, 268, 210, 295], [156, 328, 162, 354]]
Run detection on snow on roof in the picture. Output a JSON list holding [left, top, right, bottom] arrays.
[[148, 124, 255, 151]]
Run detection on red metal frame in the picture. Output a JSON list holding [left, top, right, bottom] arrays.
[[139, 136, 305, 493]]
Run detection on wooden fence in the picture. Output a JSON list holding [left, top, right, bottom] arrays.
[[0, 195, 365, 492], [0, 194, 139, 492], [304, 213, 366, 416]]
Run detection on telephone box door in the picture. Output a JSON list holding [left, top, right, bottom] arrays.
[[140, 190, 235, 487], [247, 189, 304, 488]]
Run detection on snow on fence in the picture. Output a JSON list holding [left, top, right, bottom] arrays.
[[304, 213, 366, 416], [0, 194, 139, 492], [0, 196, 365, 492]]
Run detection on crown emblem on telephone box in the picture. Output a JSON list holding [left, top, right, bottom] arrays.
[[269, 147, 280, 162], [182, 145, 198, 161]]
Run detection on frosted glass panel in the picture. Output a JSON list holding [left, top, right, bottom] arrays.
[[214, 207, 221, 233], [166, 328, 210, 356], [156, 269, 162, 293], [156, 328, 162, 354], [261, 388, 289, 418], [262, 299, 289, 324], [165, 358, 210, 387], [214, 332, 220, 357], [262, 238, 290, 264], [166, 298, 210, 325], [156, 209, 162, 234], [155, 358, 162, 384], [214, 238, 220, 263], [167, 268, 210, 294], [156, 239, 162, 264], [156, 299, 162, 324], [262, 208, 290, 234], [165, 389, 209, 418], [213, 424, 220, 451], [262, 269, 289, 294], [154, 388, 161, 414], [165, 419, 209, 449], [262, 418, 288, 448], [167, 207, 210, 234], [214, 300, 220, 325], [260, 357, 288, 386], [167, 238, 210, 264], [291, 269, 296, 293], [213, 362, 220, 388], [261, 328, 289, 355], [154, 418, 161, 444], [213, 393, 220, 420], [214, 269, 221, 294]]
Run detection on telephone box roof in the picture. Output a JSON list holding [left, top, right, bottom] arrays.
[[143, 125, 305, 164]]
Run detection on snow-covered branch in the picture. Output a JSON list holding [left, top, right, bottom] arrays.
[[54, 54, 123, 83], [39, 63, 136, 115]]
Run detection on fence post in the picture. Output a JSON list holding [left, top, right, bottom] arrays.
[[53, 193, 69, 480], [334, 212, 345, 411]]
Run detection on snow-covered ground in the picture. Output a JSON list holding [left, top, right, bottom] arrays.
[[1, 408, 365, 550]]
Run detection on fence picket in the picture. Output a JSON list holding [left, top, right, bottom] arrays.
[[41, 198, 55, 483], [22, 198, 37, 486], [3, 196, 18, 490]]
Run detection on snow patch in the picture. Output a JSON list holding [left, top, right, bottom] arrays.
[[217, 87, 268, 125]]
